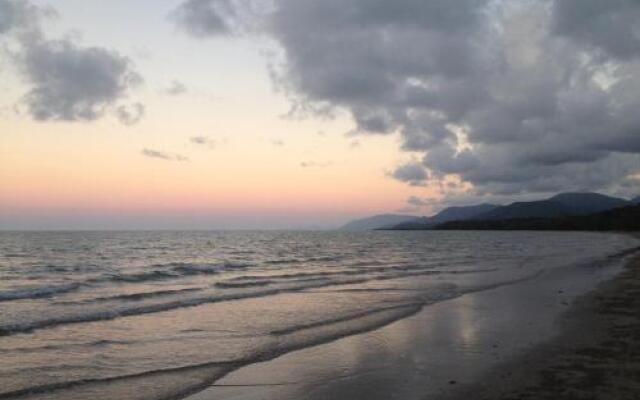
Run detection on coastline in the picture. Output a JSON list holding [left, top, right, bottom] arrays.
[[450, 249, 640, 400], [186, 235, 639, 400]]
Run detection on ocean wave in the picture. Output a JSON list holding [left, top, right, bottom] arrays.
[[0, 303, 425, 400], [304, 255, 344, 262], [107, 270, 178, 283], [0, 339, 135, 355], [269, 302, 423, 335], [0, 359, 240, 400], [93, 262, 253, 284], [70, 288, 203, 304], [214, 280, 274, 289], [0, 276, 372, 336], [264, 258, 300, 265], [171, 261, 251, 275], [0, 286, 305, 336], [2, 253, 28, 258], [0, 283, 82, 302], [0, 255, 600, 337], [228, 270, 343, 282]]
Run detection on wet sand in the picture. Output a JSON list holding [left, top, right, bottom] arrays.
[[187, 246, 638, 400], [452, 253, 640, 400]]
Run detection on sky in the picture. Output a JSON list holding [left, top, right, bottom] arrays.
[[1, 0, 640, 229]]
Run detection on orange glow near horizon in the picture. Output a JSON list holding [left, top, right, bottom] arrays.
[[1, 97, 435, 223]]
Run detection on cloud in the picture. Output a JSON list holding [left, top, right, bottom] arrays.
[[390, 162, 428, 186], [0, 0, 47, 35], [300, 161, 332, 168], [407, 196, 433, 207], [116, 102, 145, 125], [190, 135, 216, 147], [271, 139, 284, 146], [141, 148, 189, 162], [19, 38, 142, 122], [552, 0, 640, 60], [1, 0, 144, 124], [164, 80, 187, 96], [171, 0, 236, 37], [261, 0, 640, 199]]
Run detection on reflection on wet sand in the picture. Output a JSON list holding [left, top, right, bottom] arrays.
[[189, 259, 624, 400]]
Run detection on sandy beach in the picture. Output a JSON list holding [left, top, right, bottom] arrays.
[[452, 252, 640, 400], [187, 241, 640, 400]]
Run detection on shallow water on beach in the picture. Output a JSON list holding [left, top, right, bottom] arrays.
[[0, 230, 637, 399]]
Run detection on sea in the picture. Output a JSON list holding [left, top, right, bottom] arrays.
[[0, 230, 637, 400]]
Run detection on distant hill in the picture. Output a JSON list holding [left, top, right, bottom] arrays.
[[348, 192, 632, 231], [473, 200, 574, 220], [391, 204, 497, 230], [470, 192, 630, 221], [340, 214, 418, 231], [548, 192, 630, 214], [435, 204, 640, 231]]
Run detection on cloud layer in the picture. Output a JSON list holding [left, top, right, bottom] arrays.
[[259, 0, 640, 199], [173, 0, 640, 201]]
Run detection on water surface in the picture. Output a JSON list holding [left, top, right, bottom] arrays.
[[0, 231, 636, 399]]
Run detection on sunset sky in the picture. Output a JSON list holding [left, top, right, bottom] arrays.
[[2, 0, 640, 229]]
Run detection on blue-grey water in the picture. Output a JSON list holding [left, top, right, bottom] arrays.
[[0, 231, 637, 400]]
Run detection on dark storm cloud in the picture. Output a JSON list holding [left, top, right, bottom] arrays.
[[1, 0, 144, 124], [262, 0, 640, 198], [171, 0, 236, 37], [552, 0, 640, 60], [141, 148, 189, 162]]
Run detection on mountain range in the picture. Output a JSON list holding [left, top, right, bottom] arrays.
[[341, 192, 639, 231], [435, 204, 640, 232], [389, 204, 498, 230]]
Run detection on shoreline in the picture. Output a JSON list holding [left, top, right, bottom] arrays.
[[450, 251, 640, 400], [186, 237, 639, 400]]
